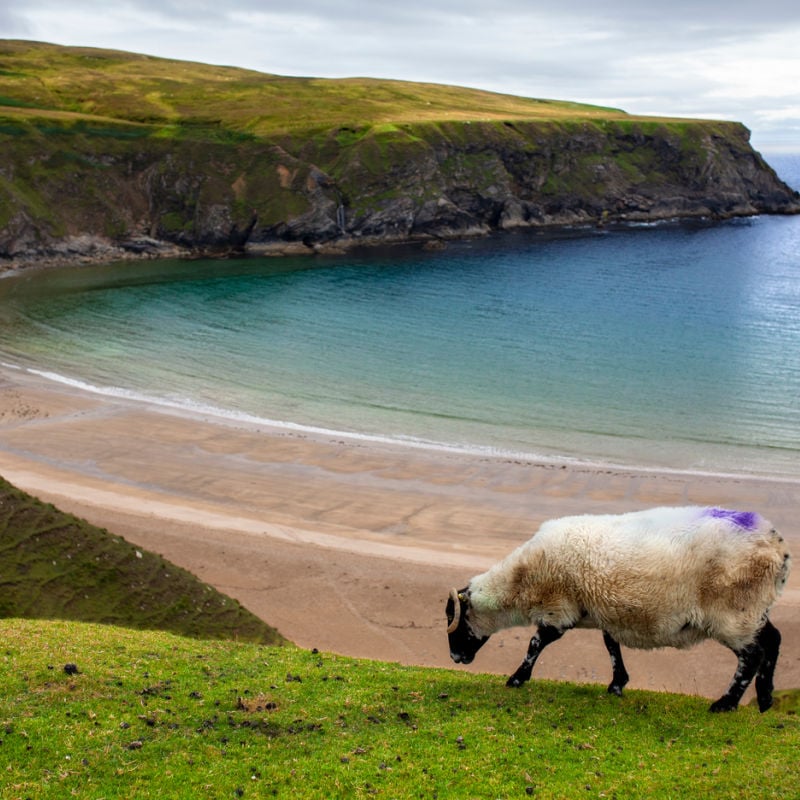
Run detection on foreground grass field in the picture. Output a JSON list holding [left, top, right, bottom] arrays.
[[1, 619, 798, 799]]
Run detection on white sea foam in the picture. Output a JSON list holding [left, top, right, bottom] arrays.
[[24, 365, 528, 457], [18, 364, 799, 485]]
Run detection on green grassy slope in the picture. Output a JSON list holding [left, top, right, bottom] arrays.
[[0, 39, 633, 138], [0, 475, 284, 645], [2, 619, 798, 799]]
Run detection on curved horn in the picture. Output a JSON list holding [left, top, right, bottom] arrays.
[[447, 587, 462, 634]]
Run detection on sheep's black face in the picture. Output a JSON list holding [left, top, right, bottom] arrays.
[[446, 587, 489, 665]]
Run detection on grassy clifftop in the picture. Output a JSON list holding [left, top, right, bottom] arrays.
[[1, 40, 797, 267], [0, 39, 631, 136]]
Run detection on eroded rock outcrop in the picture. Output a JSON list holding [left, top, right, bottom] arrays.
[[1, 117, 797, 269]]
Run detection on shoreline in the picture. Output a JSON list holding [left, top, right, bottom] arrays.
[[4, 205, 800, 278], [8, 361, 800, 486], [1, 362, 798, 701]]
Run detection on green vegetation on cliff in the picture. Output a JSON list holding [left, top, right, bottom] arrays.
[[1, 40, 797, 265], [0, 475, 284, 645]]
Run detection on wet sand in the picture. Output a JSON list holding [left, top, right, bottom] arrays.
[[1, 363, 797, 703]]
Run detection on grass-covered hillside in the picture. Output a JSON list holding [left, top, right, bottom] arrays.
[[2, 619, 799, 799], [0, 475, 284, 645], [1, 40, 797, 267], [0, 39, 630, 136]]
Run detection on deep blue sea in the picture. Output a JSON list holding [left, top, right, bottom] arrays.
[[1, 153, 799, 478]]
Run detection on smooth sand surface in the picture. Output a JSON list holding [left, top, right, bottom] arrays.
[[1, 363, 797, 703]]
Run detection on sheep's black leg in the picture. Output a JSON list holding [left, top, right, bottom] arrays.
[[754, 620, 781, 713], [507, 624, 565, 688], [602, 631, 629, 696], [709, 641, 764, 713]]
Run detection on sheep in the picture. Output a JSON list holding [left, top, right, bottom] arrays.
[[445, 506, 791, 712]]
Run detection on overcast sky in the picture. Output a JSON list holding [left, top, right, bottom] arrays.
[[3, 1, 799, 152]]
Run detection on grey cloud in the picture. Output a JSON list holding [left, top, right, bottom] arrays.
[[0, 6, 33, 35], [15, 0, 800, 38]]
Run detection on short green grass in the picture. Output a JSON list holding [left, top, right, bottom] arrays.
[[0, 39, 693, 140], [1, 619, 798, 799]]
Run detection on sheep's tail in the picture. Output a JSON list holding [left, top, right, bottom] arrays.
[[771, 527, 792, 599], [777, 548, 792, 598]]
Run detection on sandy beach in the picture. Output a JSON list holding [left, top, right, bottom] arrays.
[[1, 362, 797, 703]]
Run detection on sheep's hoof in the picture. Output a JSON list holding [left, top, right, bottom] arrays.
[[507, 672, 530, 688], [757, 695, 773, 713], [709, 697, 738, 713], [607, 684, 624, 697]]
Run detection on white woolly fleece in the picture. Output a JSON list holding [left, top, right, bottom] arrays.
[[467, 506, 791, 651]]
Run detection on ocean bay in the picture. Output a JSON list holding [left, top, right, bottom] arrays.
[[1, 158, 799, 480]]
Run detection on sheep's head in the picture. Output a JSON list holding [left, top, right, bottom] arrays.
[[446, 586, 489, 664]]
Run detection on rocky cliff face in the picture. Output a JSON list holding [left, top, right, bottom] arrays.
[[1, 117, 797, 268]]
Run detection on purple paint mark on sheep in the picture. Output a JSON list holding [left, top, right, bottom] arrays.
[[706, 508, 759, 530]]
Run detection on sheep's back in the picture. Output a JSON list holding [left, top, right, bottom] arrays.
[[531, 506, 791, 650]]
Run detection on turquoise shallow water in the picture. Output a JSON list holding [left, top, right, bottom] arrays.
[[1, 155, 799, 478]]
